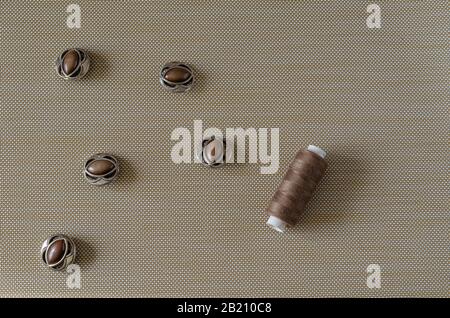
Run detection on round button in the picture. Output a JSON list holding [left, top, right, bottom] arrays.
[[83, 153, 119, 186], [198, 136, 229, 167], [159, 62, 194, 93], [41, 234, 76, 271], [55, 48, 90, 80]]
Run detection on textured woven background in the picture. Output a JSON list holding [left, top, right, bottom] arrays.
[[0, 0, 448, 297]]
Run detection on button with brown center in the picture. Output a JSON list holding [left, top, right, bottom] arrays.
[[203, 138, 224, 165], [41, 234, 76, 271], [160, 62, 194, 92], [84, 153, 119, 186], [56, 48, 90, 80], [198, 136, 230, 167]]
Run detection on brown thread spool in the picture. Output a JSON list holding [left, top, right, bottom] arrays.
[[266, 145, 327, 233]]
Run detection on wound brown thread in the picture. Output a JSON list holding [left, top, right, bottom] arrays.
[[266, 145, 327, 233]]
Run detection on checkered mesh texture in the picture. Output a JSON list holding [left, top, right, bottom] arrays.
[[0, 1, 448, 297]]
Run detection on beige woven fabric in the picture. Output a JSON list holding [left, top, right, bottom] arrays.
[[0, 0, 448, 297]]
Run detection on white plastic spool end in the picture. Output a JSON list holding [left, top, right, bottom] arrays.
[[266, 216, 288, 233], [307, 145, 326, 159]]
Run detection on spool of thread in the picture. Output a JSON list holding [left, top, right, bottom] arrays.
[[266, 145, 327, 233]]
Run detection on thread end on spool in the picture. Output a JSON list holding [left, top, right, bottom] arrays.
[[266, 216, 288, 233], [307, 145, 326, 159]]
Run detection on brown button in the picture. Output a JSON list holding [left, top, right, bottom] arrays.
[[62, 49, 79, 75], [164, 67, 191, 83], [87, 160, 115, 176], [204, 139, 224, 164], [46, 240, 65, 265]]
